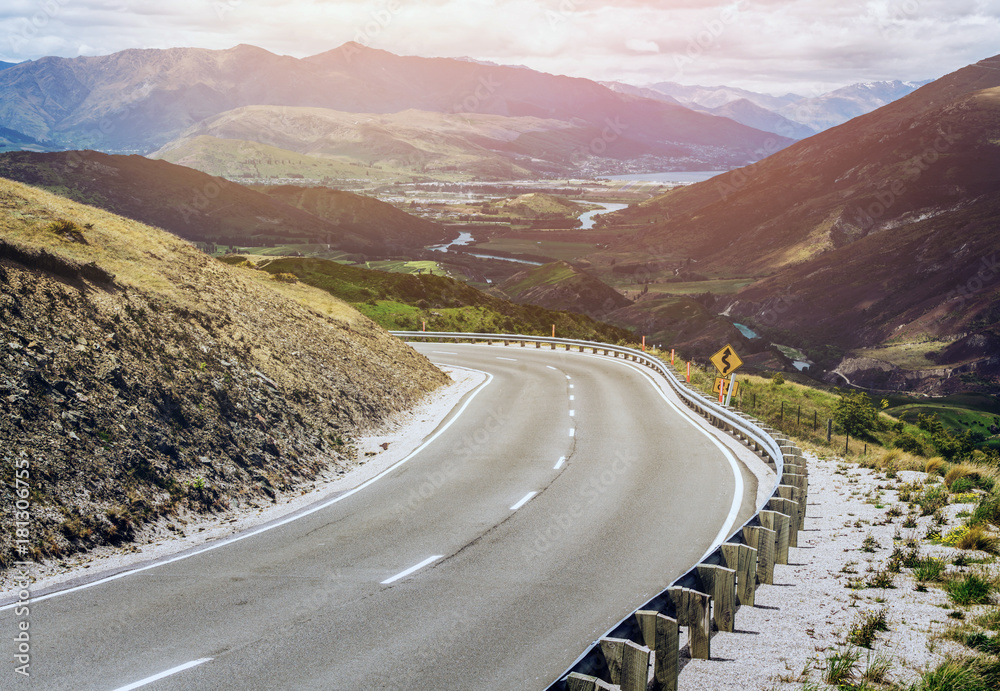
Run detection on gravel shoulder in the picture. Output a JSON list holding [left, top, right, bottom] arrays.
[[679, 451, 988, 690]]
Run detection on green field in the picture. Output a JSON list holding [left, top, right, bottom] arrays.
[[854, 341, 956, 370], [621, 278, 757, 295], [471, 238, 598, 261]]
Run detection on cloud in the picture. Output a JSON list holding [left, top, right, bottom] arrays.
[[0, 0, 997, 93]]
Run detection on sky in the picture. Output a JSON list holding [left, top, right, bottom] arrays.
[[2, 0, 999, 95]]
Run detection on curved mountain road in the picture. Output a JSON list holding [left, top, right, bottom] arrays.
[[9, 343, 761, 690]]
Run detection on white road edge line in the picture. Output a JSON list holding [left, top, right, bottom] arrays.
[[569, 428, 575, 437], [432, 351, 458, 355], [1, 366, 495, 612], [381, 555, 444, 585], [554, 456, 566, 470], [496, 357, 517, 361], [546, 365, 557, 370], [111, 658, 213, 691], [592, 355, 746, 554], [510, 492, 538, 511]]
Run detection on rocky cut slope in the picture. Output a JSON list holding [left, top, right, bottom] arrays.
[[0, 179, 447, 569]]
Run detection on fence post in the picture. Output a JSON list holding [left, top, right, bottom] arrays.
[[599, 638, 650, 691], [566, 672, 614, 691], [759, 510, 791, 565], [636, 610, 679, 691], [697, 564, 736, 632], [743, 525, 776, 585], [721, 543, 758, 606], [668, 587, 711, 659]]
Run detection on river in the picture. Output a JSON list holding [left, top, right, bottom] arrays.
[[575, 202, 629, 229]]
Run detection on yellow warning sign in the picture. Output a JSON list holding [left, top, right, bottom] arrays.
[[710, 344, 744, 377], [714, 377, 739, 397]]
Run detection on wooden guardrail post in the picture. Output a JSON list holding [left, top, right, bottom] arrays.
[[566, 672, 614, 690], [668, 587, 711, 659], [759, 510, 791, 565], [743, 525, 776, 585], [599, 638, 650, 691], [767, 497, 800, 547], [551, 342, 556, 350], [776, 484, 804, 530], [636, 610, 678, 691], [721, 542, 758, 607], [697, 564, 736, 632]]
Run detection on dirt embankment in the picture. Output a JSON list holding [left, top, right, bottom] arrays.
[[0, 178, 447, 570]]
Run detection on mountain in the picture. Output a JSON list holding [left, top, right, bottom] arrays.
[[600, 81, 685, 106], [642, 79, 929, 134], [702, 99, 817, 140], [600, 55, 1000, 391], [647, 81, 803, 112], [0, 61, 17, 71], [0, 44, 790, 172], [0, 176, 446, 563], [0, 151, 447, 252], [497, 261, 632, 318], [151, 106, 582, 180], [778, 79, 933, 131]]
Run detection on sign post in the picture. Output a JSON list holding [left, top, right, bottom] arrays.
[[725, 373, 737, 407]]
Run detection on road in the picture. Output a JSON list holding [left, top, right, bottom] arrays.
[[8, 343, 759, 690]]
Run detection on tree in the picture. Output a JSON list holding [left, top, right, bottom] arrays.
[[834, 390, 880, 440]]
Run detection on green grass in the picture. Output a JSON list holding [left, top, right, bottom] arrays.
[[946, 572, 997, 606], [221, 255, 636, 344], [470, 238, 598, 261], [620, 277, 756, 295]]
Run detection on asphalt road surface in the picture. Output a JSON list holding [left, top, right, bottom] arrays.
[[7, 343, 760, 690]]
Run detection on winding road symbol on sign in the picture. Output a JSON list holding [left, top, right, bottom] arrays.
[[710, 344, 744, 377]]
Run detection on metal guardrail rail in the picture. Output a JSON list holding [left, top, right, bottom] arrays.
[[391, 331, 794, 689]]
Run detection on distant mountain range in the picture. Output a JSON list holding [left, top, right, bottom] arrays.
[[600, 55, 1000, 392], [0, 43, 790, 178], [604, 78, 931, 139], [0, 61, 18, 71]]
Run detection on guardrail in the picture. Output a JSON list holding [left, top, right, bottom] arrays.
[[391, 332, 808, 690]]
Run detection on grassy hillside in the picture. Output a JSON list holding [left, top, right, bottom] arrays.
[[254, 185, 449, 251], [498, 261, 632, 318], [0, 178, 446, 567], [594, 55, 1000, 393], [220, 256, 636, 343], [0, 151, 446, 253]]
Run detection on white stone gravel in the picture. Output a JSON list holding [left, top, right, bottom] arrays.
[[0, 365, 485, 598], [677, 453, 991, 691]]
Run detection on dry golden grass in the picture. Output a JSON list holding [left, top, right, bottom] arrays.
[[0, 178, 361, 325], [926, 457, 946, 475]]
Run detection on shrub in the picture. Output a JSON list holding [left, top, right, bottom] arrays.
[[848, 608, 889, 648], [911, 657, 989, 691], [894, 431, 927, 455], [970, 491, 1000, 529], [46, 218, 88, 244], [918, 485, 950, 516], [824, 646, 861, 685], [271, 272, 298, 283], [926, 457, 946, 475], [955, 526, 999, 554], [946, 572, 997, 606], [951, 478, 976, 494], [913, 558, 947, 582]]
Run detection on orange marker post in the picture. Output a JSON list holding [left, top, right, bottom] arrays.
[[671, 348, 675, 365], [686, 361, 691, 383], [422, 320, 426, 332], [642, 336, 646, 352], [552, 324, 555, 338]]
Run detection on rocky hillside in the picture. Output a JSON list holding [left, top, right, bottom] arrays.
[[0, 151, 448, 252], [598, 54, 1000, 391], [0, 179, 447, 569]]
